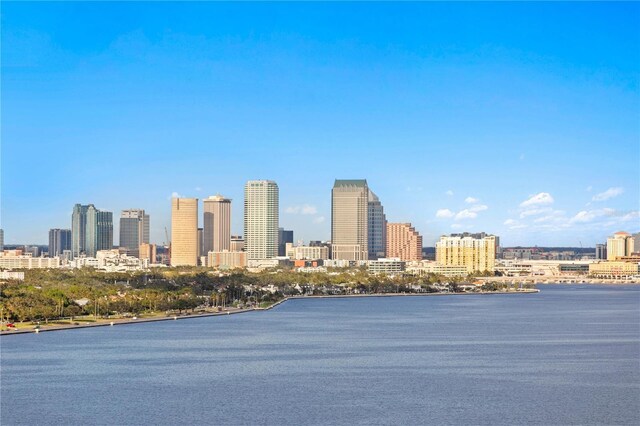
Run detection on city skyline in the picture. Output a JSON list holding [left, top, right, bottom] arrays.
[[2, 2, 638, 246]]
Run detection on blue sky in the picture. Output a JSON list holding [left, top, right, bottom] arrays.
[[2, 2, 639, 247]]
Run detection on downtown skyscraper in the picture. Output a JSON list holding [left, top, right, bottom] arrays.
[[203, 195, 232, 254], [171, 198, 198, 266], [71, 204, 113, 258], [331, 180, 369, 261], [119, 209, 150, 257], [367, 189, 386, 260], [244, 180, 279, 260], [49, 228, 72, 258]]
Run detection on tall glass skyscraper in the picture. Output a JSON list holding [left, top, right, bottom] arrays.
[[49, 228, 72, 258], [278, 228, 294, 257], [244, 180, 279, 260], [71, 204, 89, 258], [367, 190, 386, 260], [71, 204, 113, 258], [119, 209, 150, 257]]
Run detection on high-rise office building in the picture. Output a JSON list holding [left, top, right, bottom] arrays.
[[595, 243, 607, 260], [49, 229, 72, 258], [119, 209, 149, 257], [197, 228, 204, 259], [368, 190, 386, 260], [171, 198, 199, 266], [607, 232, 635, 260], [331, 179, 369, 260], [244, 180, 279, 260], [0, 229, 4, 251], [231, 235, 245, 252], [203, 195, 232, 254], [85, 206, 113, 257], [71, 204, 89, 258], [386, 223, 422, 261], [278, 228, 294, 257], [72, 204, 112, 258], [436, 233, 498, 273]]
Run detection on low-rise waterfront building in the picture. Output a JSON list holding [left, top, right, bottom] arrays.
[[207, 250, 247, 269], [0, 252, 61, 269], [368, 258, 406, 275], [285, 243, 329, 260], [406, 261, 469, 277], [589, 261, 639, 279]]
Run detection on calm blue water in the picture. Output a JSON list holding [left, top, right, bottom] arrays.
[[2, 285, 639, 425]]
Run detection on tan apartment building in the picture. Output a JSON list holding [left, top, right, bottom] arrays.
[[171, 197, 198, 266], [435, 233, 498, 273], [203, 195, 232, 254], [207, 250, 247, 269], [589, 261, 639, 278], [607, 231, 635, 260], [139, 243, 157, 265], [386, 223, 422, 261], [285, 243, 329, 260], [331, 179, 369, 260]]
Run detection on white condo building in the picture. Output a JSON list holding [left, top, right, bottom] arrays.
[[244, 180, 279, 260]]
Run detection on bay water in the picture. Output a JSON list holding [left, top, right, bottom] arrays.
[[2, 285, 639, 425]]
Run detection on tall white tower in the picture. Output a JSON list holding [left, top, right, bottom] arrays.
[[244, 180, 279, 260]]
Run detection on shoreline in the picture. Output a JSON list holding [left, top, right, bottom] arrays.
[[1, 289, 539, 336]]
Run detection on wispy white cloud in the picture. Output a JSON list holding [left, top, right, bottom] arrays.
[[285, 204, 317, 215], [455, 209, 477, 220], [520, 192, 554, 208], [451, 223, 464, 230], [592, 187, 623, 202], [586, 186, 593, 192], [465, 197, 479, 204], [569, 208, 615, 224], [445, 190, 454, 196], [436, 209, 455, 218], [469, 204, 488, 213], [503, 218, 527, 230], [313, 216, 325, 224], [168, 191, 184, 199], [519, 207, 552, 218]]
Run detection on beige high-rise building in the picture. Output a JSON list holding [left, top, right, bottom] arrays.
[[244, 180, 279, 260], [139, 243, 157, 265], [170, 198, 198, 266], [203, 195, 232, 254], [231, 235, 245, 252], [607, 231, 635, 260], [435, 233, 498, 273], [331, 179, 369, 260], [386, 223, 423, 261]]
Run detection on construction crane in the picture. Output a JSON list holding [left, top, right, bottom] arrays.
[[164, 227, 170, 248]]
